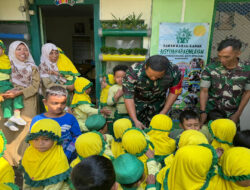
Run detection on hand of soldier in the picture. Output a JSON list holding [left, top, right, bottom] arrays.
[[146, 174, 156, 185], [200, 113, 207, 126], [66, 84, 74, 92], [134, 120, 146, 130], [229, 112, 240, 124]]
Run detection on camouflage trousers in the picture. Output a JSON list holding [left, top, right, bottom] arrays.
[[135, 98, 165, 128]]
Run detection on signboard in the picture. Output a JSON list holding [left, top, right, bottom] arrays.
[[55, 0, 83, 6], [159, 23, 209, 119]]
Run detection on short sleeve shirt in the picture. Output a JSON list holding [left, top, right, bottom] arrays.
[[200, 61, 250, 116]]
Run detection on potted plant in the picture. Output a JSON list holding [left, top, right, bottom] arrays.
[[132, 48, 141, 55], [101, 46, 109, 54], [109, 47, 117, 54], [140, 48, 148, 55], [118, 48, 125, 55], [124, 48, 132, 55]]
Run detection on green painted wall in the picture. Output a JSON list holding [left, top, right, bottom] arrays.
[[150, 0, 215, 56]]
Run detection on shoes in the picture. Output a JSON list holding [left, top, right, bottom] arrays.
[[9, 116, 26, 126], [4, 121, 19, 131]]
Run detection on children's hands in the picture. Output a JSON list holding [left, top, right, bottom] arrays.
[[114, 89, 124, 101], [146, 149, 155, 159], [134, 120, 146, 130], [100, 108, 111, 116], [146, 174, 156, 185]]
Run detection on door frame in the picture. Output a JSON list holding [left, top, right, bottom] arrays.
[[29, 0, 102, 99]]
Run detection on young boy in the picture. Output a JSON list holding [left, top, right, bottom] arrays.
[[107, 65, 129, 122], [113, 153, 156, 190], [0, 40, 26, 131], [85, 114, 114, 158], [169, 110, 201, 140], [30, 85, 81, 162]]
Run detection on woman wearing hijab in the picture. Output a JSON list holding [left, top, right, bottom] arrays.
[[39, 43, 79, 106], [0, 41, 40, 166]]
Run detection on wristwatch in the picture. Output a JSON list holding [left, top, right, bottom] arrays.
[[199, 110, 206, 114]]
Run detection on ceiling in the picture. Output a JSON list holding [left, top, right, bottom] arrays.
[[41, 4, 93, 17]]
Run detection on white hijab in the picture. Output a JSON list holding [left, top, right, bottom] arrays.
[[8, 41, 36, 87], [39, 43, 66, 83]]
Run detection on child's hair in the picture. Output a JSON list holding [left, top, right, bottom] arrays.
[[45, 85, 68, 99], [233, 130, 250, 149], [71, 155, 116, 190], [113, 65, 128, 75], [207, 109, 227, 121], [179, 110, 199, 124]]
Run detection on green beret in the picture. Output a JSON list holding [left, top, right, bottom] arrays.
[[113, 153, 144, 185], [85, 114, 106, 131]]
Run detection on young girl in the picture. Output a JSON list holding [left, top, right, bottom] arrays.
[[70, 131, 113, 168], [111, 118, 132, 158], [145, 114, 176, 164], [208, 119, 236, 151], [215, 147, 250, 189], [0, 40, 26, 131], [159, 144, 218, 190], [156, 130, 209, 188], [122, 128, 160, 189], [71, 77, 110, 132], [100, 74, 115, 135], [21, 119, 71, 190], [0, 130, 19, 190]]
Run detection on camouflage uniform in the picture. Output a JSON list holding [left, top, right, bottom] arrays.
[[200, 61, 250, 117], [122, 62, 182, 127]]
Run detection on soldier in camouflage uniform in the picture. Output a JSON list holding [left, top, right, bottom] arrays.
[[200, 39, 250, 127], [123, 55, 182, 129]]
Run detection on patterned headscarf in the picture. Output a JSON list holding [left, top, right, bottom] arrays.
[[8, 41, 36, 87]]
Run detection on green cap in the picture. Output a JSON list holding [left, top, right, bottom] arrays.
[[85, 114, 106, 131], [113, 153, 144, 185]]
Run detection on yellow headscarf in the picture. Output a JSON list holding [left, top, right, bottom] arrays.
[[164, 144, 218, 190], [100, 74, 115, 107], [111, 118, 132, 158], [157, 130, 209, 189], [146, 114, 176, 156], [216, 147, 250, 190], [122, 128, 154, 188], [208, 119, 236, 151], [0, 40, 11, 72], [21, 119, 70, 187], [71, 77, 93, 108], [0, 130, 15, 184], [71, 131, 107, 168], [57, 47, 80, 83], [0, 183, 19, 190]]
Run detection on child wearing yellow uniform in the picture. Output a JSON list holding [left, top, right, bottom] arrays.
[[85, 114, 114, 158], [213, 147, 250, 190], [156, 130, 209, 188], [111, 118, 132, 158], [122, 128, 161, 189], [208, 119, 236, 151], [70, 131, 113, 168], [107, 65, 129, 121], [158, 144, 218, 190], [0, 130, 19, 189], [0, 40, 26, 131], [71, 77, 110, 132], [145, 114, 176, 164], [21, 119, 71, 190], [100, 74, 116, 135]]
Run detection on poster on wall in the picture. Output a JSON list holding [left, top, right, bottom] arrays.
[[158, 22, 209, 120]]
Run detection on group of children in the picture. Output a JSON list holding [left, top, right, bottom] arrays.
[[0, 39, 250, 189]]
